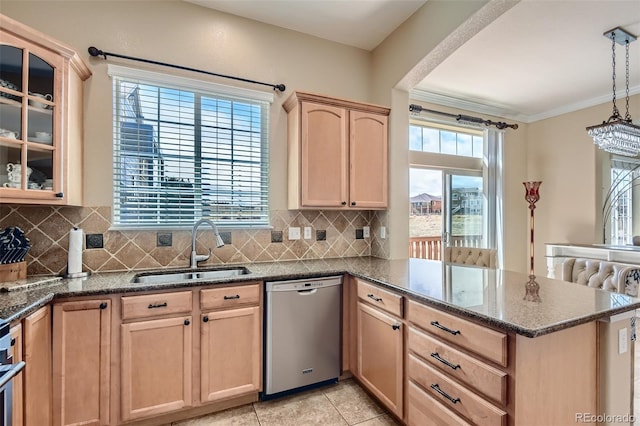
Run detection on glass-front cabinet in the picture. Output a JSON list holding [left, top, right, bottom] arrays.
[[0, 14, 91, 204]]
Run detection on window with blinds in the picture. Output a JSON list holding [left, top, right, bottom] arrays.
[[109, 65, 272, 229]]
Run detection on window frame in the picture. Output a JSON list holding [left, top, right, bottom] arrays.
[[107, 65, 273, 230]]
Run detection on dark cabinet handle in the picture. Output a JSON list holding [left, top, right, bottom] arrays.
[[430, 352, 460, 370], [148, 302, 168, 309], [351, 201, 356, 206], [203, 316, 209, 323], [10, 338, 15, 347], [223, 295, 240, 300], [392, 324, 400, 331], [367, 293, 382, 302], [341, 201, 347, 206], [99, 302, 107, 310], [430, 384, 460, 404], [430, 321, 461, 335], [184, 319, 190, 326], [55, 192, 64, 198]]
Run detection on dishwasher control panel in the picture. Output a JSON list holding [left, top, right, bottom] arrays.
[[265, 276, 342, 292]]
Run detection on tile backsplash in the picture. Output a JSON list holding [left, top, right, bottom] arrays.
[[0, 205, 388, 276]]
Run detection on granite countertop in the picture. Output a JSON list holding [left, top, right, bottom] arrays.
[[1, 256, 638, 338]]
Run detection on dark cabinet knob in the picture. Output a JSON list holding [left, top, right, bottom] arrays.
[[341, 201, 347, 206], [55, 192, 64, 198], [184, 319, 190, 326], [203, 316, 209, 323], [392, 324, 400, 330], [10, 338, 15, 347], [351, 201, 356, 206], [99, 302, 107, 309]]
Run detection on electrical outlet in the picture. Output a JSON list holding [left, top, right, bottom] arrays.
[[380, 226, 386, 239], [288, 227, 301, 240], [619, 327, 628, 354], [363, 226, 370, 238], [304, 227, 312, 239]]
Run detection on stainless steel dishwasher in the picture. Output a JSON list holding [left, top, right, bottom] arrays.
[[264, 275, 342, 398]]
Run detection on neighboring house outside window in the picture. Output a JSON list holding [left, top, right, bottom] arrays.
[[109, 65, 273, 229]]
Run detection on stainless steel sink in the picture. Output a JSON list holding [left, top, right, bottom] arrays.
[[132, 267, 250, 284]]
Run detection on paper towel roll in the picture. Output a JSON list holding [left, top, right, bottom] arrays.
[[68, 227, 83, 275]]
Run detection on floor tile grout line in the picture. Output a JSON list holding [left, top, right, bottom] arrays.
[[321, 390, 351, 425]]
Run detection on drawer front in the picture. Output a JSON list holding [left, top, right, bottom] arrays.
[[408, 326, 507, 405], [408, 354, 507, 426], [408, 380, 471, 426], [356, 279, 403, 317], [407, 300, 507, 367], [200, 283, 260, 310], [122, 291, 192, 320]]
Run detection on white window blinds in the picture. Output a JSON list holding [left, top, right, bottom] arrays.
[[109, 65, 272, 229]]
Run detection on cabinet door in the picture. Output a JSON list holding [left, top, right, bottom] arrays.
[[24, 305, 52, 426], [357, 301, 403, 418], [53, 300, 111, 426], [120, 316, 192, 421], [300, 101, 348, 207], [10, 323, 23, 426], [349, 110, 388, 208], [201, 306, 261, 402]]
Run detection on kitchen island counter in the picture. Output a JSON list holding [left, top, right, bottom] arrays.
[[0, 257, 638, 337]]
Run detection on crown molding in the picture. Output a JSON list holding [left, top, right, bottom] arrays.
[[411, 86, 640, 124]]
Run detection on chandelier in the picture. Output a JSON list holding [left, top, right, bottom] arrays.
[[587, 27, 640, 157]]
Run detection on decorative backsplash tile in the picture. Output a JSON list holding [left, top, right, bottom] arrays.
[[0, 205, 379, 276]]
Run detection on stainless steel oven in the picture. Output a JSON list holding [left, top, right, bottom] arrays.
[[0, 321, 24, 426]]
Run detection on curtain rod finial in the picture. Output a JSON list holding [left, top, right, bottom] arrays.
[[88, 46, 106, 59], [274, 84, 286, 92]]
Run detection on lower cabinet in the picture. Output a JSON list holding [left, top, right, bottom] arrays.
[[24, 305, 52, 426], [52, 299, 111, 426], [120, 315, 193, 422], [356, 301, 403, 418], [200, 306, 261, 402], [10, 323, 23, 426]]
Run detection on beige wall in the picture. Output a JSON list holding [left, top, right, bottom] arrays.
[[1, 0, 372, 209], [527, 94, 640, 276]]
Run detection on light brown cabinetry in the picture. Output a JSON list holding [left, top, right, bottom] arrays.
[[284, 91, 389, 209], [200, 283, 261, 403], [23, 305, 52, 426], [10, 323, 24, 426], [356, 279, 403, 419], [0, 14, 91, 205], [120, 292, 193, 422], [52, 299, 111, 426]]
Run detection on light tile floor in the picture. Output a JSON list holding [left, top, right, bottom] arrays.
[[172, 379, 401, 426]]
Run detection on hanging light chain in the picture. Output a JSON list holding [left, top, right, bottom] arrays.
[[625, 38, 632, 122], [611, 31, 621, 119]]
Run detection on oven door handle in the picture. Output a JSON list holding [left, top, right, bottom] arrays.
[[0, 361, 25, 389]]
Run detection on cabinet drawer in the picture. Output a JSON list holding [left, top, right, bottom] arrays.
[[408, 354, 506, 426], [408, 326, 507, 405], [122, 291, 192, 320], [407, 300, 507, 367], [408, 380, 471, 426], [200, 283, 260, 311], [356, 279, 402, 317]]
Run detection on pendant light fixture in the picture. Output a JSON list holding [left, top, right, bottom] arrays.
[[587, 27, 640, 157]]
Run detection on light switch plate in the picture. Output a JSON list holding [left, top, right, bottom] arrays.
[[304, 227, 312, 239], [380, 226, 386, 239], [619, 327, 628, 354], [288, 227, 301, 240], [363, 226, 370, 238]]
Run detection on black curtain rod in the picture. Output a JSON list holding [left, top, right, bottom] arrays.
[[409, 104, 518, 130], [88, 46, 286, 92]]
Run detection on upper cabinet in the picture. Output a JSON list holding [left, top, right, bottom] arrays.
[[0, 14, 91, 205], [284, 91, 389, 210]]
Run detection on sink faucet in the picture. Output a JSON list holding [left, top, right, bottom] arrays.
[[190, 219, 225, 268]]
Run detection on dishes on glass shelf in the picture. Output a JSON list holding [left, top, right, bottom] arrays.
[[0, 128, 17, 139], [0, 79, 19, 101], [31, 131, 52, 144]]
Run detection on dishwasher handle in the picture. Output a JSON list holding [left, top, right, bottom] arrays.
[[297, 288, 318, 295]]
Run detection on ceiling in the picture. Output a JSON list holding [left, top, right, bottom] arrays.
[[187, 0, 640, 123]]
